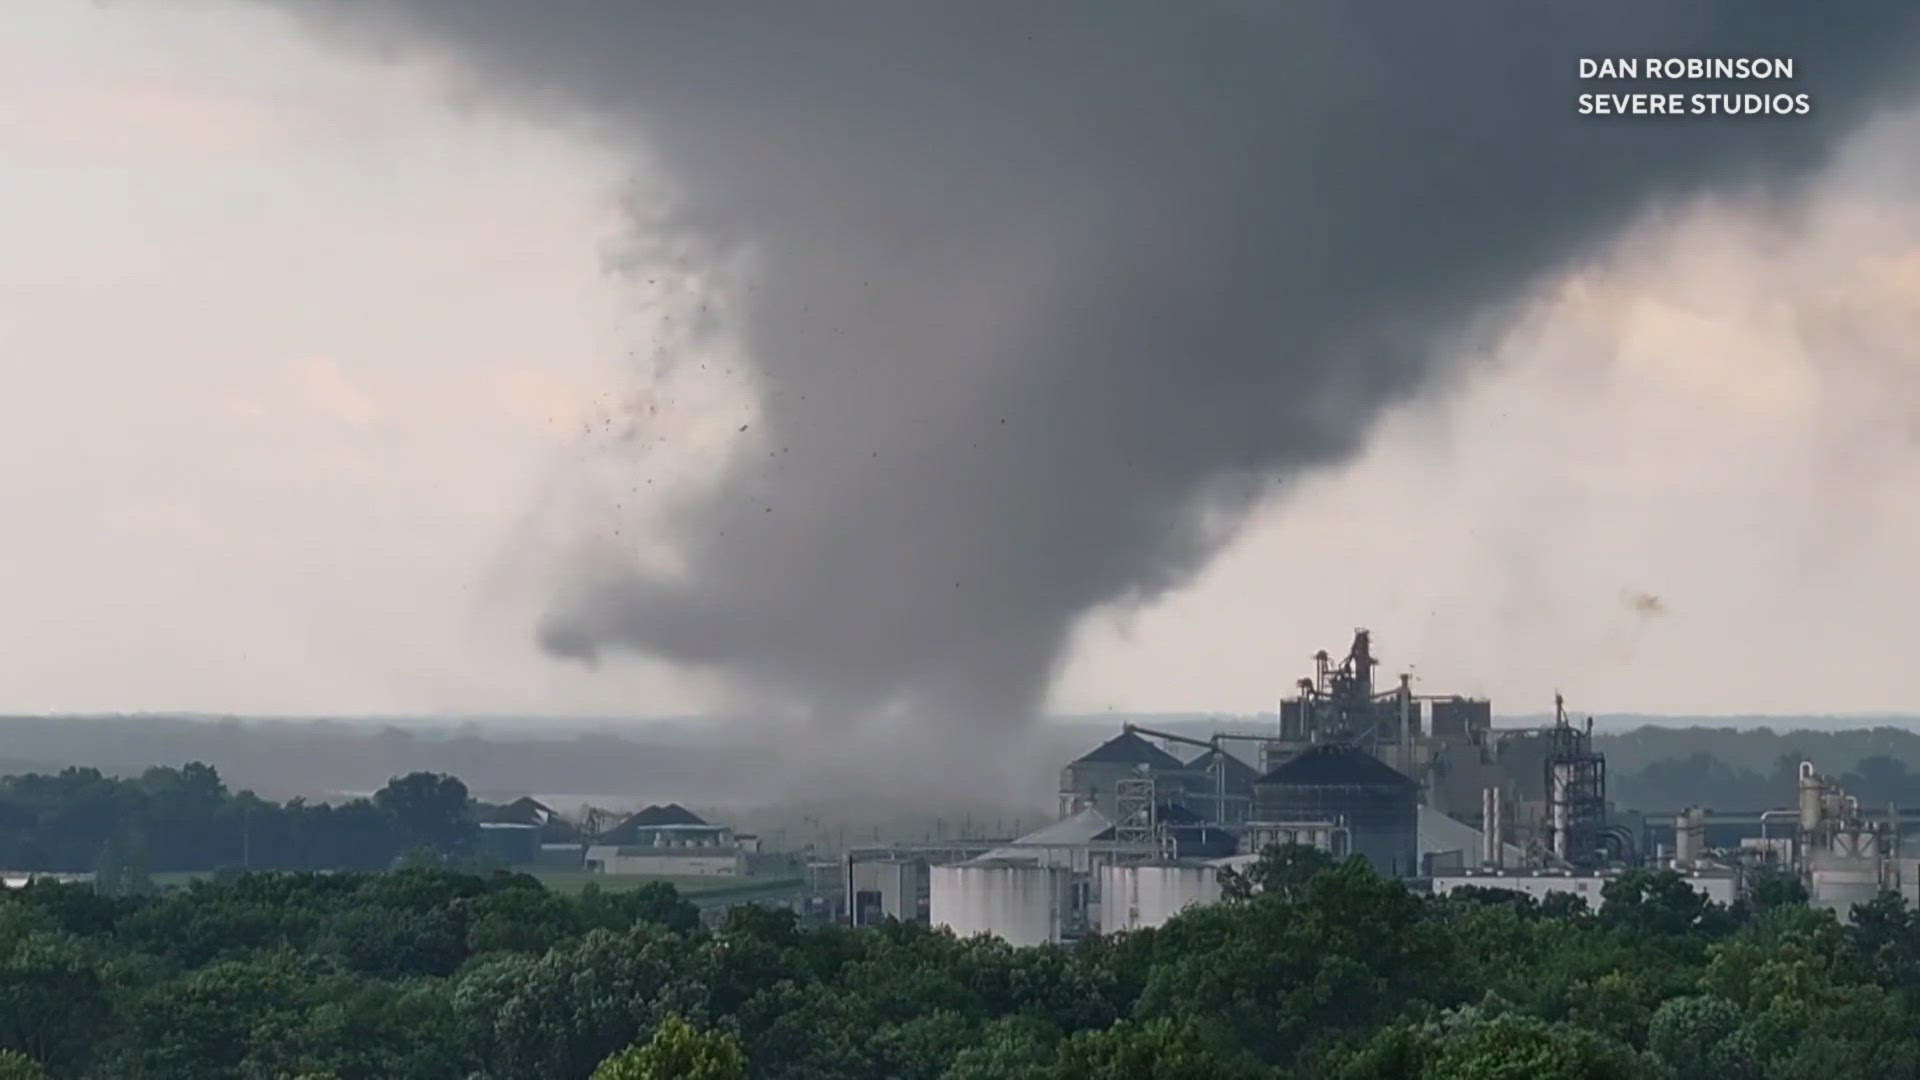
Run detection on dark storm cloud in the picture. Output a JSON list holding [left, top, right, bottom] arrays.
[[280, 2, 1920, 724]]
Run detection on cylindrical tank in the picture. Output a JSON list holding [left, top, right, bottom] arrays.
[[1897, 858, 1920, 906], [1673, 808, 1707, 867], [1252, 745, 1418, 877], [1811, 866, 1882, 920], [1097, 862, 1222, 933], [1672, 811, 1695, 865], [1549, 763, 1572, 861], [930, 862, 1070, 946], [1799, 762, 1825, 834]]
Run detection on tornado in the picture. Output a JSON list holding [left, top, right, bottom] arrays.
[[274, 2, 1920, 732]]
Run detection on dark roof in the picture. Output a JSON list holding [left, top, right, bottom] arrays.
[[626, 803, 706, 827], [1257, 744, 1417, 789], [485, 796, 556, 826], [597, 803, 708, 844], [1186, 748, 1260, 787], [1072, 731, 1186, 770]]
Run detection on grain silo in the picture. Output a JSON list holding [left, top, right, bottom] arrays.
[[930, 861, 1073, 946], [1252, 743, 1418, 878], [1097, 861, 1223, 933]]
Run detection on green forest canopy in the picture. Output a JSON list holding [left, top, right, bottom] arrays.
[[1, 845, 1917, 1078]]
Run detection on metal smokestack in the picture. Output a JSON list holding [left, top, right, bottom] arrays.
[[1481, 787, 1494, 865], [1491, 788, 1503, 870]]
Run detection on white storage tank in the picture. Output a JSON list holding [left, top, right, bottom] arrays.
[[1809, 833, 1887, 921], [1897, 858, 1920, 907], [1097, 862, 1222, 933], [1811, 866, 1883, 920], [930, 861, 1071, 946]]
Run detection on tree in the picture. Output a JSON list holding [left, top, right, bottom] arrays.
[[108, 954, 309, 1078], [465, 880, 582, 955], [271, 979, 470, 1080], [1598, 870, 1728, 936], [1130, 858, 1449, 1067], [1740, 869, 1809, 918], [1421, 1012, 1648, 1080], [0, 925, 111, 1075], [454, 924, 695, 1080], [319, 904, 466, 978], [0, 1051, 46, 1080], [592, 1016, 746, 1080], [1050, 1017, 1267, 1080], [943, 1016, 1056, 1080], [374, 773, 473, 854], [1341, 1009, 1651, 1080], [1647, 995, 1760, 1080], [576, 881, 701, 936], [1444, 886, 1543, 915], [1218, 844, 1336, 902], [1840, 755, 1913, 807]]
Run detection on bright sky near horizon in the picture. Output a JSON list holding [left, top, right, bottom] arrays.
[[4, 2, 1920, 719]]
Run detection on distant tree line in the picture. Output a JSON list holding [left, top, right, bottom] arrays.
[[1596, 724, 1920, 777], [0, 714, 773, 808], [0, 763, 504, 882], [1612, 750, 1920, 812], [2, 846, 1919, 1077]]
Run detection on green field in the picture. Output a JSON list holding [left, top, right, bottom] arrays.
[[528, 870, 809, 910], [527, 869, 753, 895]]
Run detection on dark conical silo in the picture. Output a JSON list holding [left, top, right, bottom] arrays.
[[1252, 744, 1419, 878]]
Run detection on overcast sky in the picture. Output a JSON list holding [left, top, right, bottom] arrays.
[[4, 2, 1919, 720]]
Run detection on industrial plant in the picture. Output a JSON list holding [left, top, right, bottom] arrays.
[[844, 628, 1920, 942]]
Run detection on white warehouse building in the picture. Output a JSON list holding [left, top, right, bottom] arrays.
[[585, 804, 749, 877], [1430, 869, 1738, 907]]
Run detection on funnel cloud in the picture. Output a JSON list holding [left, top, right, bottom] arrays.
[[278, 3, 1920, 726]]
